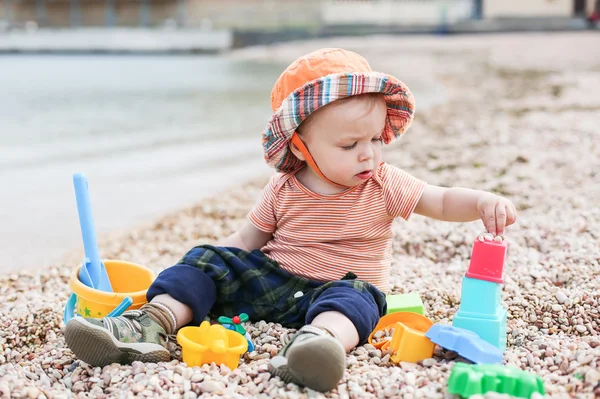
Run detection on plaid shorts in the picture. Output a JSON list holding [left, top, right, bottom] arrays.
[[147, 245, 387, 343]]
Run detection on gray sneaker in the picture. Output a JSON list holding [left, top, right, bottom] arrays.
[[64, 310, 171, 367], [269, 325, 346, 392]]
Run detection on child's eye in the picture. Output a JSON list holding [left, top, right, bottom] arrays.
[[341, 142, 357, 151], [372, 137, 383, 143]]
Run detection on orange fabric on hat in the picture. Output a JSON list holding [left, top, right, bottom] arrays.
[[270, 48, 372, 111], [272, 49, 375, 188]]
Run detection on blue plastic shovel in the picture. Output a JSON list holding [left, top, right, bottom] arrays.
[[73, 173, 113, 292]]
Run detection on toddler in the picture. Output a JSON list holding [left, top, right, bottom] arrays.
[[65, 48, 516, 392]]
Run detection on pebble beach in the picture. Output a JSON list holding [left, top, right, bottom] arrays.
[[1, 32, 599, 398]]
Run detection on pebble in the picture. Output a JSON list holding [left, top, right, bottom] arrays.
[[585, 369, 600, 385], [555, 291, 568, 304], [200, 380, 224, 393], [551, 304, 562, 312], [26, 388, 39, 399], [576, 325, 587, 333]]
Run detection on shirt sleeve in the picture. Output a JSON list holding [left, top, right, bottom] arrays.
[[247, 175, 279, 233], [380, 163, 427, 220]]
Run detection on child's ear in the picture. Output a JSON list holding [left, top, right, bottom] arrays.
[[289, 139, 306, 161]]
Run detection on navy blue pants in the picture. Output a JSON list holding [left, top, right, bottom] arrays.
[[147, 245, 386, 343]]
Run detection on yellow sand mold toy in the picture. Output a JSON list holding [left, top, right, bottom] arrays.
[[178, 321, 248, 370]]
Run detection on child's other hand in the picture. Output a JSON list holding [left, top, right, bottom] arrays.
[[476, 193, 517, 236]]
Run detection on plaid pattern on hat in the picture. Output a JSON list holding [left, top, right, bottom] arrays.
[[263, 71, 415, 174]]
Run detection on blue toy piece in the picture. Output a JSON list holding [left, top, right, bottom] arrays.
[[458, 276, 502, 316], [63, 293, 77, 323], [453, 308, 507, 351], [218, 313, 255, 352], [106, 296, 133, 317], [73, 173, 112, 292], [222, 324, 255, 352], [425, 324, 503, 364]]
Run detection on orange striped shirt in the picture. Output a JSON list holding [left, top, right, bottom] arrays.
[[248, 163, 427, 292]]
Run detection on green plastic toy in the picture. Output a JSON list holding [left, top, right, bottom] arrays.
[[386, 292, 425, 315], [218, 313, 249, 335], [448, 363, 545, 398]]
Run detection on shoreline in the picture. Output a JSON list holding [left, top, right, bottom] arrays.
[[0, 18, 595, 54], [1, 32, 599, 398]]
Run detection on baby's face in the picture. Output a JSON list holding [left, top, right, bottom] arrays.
[[299, 94, 387, 188]]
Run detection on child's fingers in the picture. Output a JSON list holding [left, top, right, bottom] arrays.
[[506, 203, 517, 226], [482, 203, 497, 235], [495, 202, 507, 235]]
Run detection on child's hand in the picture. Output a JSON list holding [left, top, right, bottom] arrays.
[[476, 193, 517, 236]]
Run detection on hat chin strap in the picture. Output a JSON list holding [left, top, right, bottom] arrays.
[[291, 132, 348, 189]]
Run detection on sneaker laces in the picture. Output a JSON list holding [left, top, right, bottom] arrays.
[[114, 310, 171, 346], [107, 310, 144, 335]]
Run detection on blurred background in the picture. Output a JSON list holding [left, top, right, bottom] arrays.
[[1, 0, 599, 272]]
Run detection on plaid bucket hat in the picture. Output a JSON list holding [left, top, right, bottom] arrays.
[[262, 48, 416, 174]]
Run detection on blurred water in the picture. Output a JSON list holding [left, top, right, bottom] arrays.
[[0, 54, 445, 272]]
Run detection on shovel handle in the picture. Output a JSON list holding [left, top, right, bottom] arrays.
[[107, 297, 133, 317], [73, 173, 103, 284]]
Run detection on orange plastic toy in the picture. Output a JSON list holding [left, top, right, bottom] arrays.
[[385, 321, 435, 363], [177, 321, 248, 370], [368, 312, 435, 363], [368, 312, 434, 349]]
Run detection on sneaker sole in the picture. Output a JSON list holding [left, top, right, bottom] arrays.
[[269, 336, 346, 392], [64, 317, 170, 367]]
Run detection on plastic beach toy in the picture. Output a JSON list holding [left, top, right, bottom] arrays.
[[63, 173, 155, 324], [386, 292, 425, 315], [452, 235, 509, 351], [64, 259, 154, 323], [368, 312, 433, 349], [448, 363, 545, 398], [178, 321, 248, 369], [425, 324, 503, 364], [218, 313, 255, 352], [385, 321, 435, 363], [368, 312, 435, 363], [218, 314, 249, 335], [465, 237, 508, 284], [73, 173, 112, 292]]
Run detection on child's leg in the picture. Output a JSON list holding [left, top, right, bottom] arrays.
[[269, 279, 386, 393], [310, 311, 358, 351], [150, 294, 193, 328], [63, 261, 217, 367], [64, 245, 295, 367], [64, 247, 226, 367]]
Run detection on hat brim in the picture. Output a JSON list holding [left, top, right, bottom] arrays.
[[262, 72, 415, 173]]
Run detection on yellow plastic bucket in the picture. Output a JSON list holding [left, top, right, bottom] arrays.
[[69, 259, 155, 319], [178, 321, 248, 370]]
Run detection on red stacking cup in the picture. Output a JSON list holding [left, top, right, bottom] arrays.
[[465, 238, 508, 284]]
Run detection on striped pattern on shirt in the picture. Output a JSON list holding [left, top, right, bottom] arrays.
[[248, 162, 427, 292]]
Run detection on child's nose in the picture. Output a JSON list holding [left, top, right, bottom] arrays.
[[359, 144, 374, 161]]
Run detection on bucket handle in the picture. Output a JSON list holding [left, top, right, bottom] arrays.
[[63, 293, 133, 324], [63, 293, 77, 324]]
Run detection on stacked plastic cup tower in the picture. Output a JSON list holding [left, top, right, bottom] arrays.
[[452, 236, 509, 351]]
